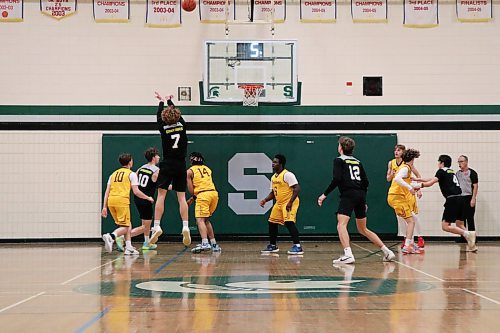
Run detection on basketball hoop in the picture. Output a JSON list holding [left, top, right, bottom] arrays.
[[238, 84, 264, 107]]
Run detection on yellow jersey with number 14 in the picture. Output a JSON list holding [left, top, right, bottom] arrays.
[[190, 165, 216, 196]]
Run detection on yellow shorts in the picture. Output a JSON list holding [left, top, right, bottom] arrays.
[[269, 199, 299, 225], [108, 205, 131, 227], [387, 194, 414, 219], [195, 191, 219, 218], [409, 194, 419, 214]]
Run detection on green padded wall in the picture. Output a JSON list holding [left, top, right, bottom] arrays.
[[102, 134, 397, 235]]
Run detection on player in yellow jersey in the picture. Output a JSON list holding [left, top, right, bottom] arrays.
[[101, 153, 154, 255], [386, 144, 425, 249], [259, 154, 303, 255], [387, 149, 421, 254], [186, 152, 221, 253]]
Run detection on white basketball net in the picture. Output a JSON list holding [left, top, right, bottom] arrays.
[[240, 84, 264, 107]]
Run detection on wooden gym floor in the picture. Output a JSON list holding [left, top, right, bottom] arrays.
[[0, 241, 499, 333]]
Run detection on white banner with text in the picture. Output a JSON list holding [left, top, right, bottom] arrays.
[[457, 0, 492, 22], [252, 0, 285, 23], [0, 0, 23, 22], [351, 0, 387, 23], [404, 0, 438, 27], [93, 0, 129, 22], [146, 0, 181, 27], [40, 0, 77, 20], [200, 0, 235, 23]]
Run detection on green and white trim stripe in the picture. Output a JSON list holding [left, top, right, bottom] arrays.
[[1, 114, 500, 123]]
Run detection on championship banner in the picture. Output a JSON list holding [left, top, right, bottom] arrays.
[[0, 0, 23, 22], [457, 0, 491, 22], [93, 0, 129, 23], [200, 0, 235, 23], [403, 0, 438, 27], [253, 0, 285, 23], [351, 0, 387, 23], [300, 0, 336, 23], [146, 0, 181, 27], [40, 0, 76, 20]]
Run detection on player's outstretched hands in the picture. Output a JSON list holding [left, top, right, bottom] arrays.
[[317, 194, 327, 207], [154, 91, 165, 102], [147, 196, 154, 203], [101, 207, 108, 218], [259, 199, 267, 208], [187, 197, 195, 206]]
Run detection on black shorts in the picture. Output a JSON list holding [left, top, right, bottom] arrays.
[[337, 190, 367, 219], [442, 196, 465, 223], [134, 197, 153, 220], [157, 159, 187, 192]]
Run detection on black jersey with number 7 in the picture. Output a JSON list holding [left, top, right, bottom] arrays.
[[157, 101, 188, 160]]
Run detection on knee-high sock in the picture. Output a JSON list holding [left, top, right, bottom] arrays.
[[284, 221, 301, 244]]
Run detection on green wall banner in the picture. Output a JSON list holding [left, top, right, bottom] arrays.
[[102, 134, 397, 235]]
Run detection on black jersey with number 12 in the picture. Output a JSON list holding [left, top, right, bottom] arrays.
[[324, 155, 369, 195]]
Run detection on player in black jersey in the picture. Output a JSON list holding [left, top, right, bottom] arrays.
[[317, 136, 395, 264], [114, 148, 161, 252], [413, 154, 476, 248], [151, 92, 191, 247]]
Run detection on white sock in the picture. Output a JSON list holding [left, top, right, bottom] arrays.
[[413, 213, 421, 236], [144, 236, 150, 242], [463, 230, 470, 238], [344, 247, 353, 257], [405, 239, 412, 247], [294, 243, 301, 247], [154, 220, 161, 229], [126, 240, 132, 249], [210, 238, 216, 244], [381, 246, 390, 255], [183, 221, 189, 228], [202, 238, 209, 245]]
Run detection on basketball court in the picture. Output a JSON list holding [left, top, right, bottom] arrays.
[[1, 241, 499, 332]]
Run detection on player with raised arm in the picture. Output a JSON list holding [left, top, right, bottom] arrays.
[[318, 136, 395, 264], [386, 144, 425, 249], [413, 154, 476, 249], [150, 92, 191, 247], [186, 152, 221, 253], [101, 153, 154, 255]]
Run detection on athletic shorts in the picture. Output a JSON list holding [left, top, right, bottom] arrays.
[[134, 197, 153, 220], [194, 190, 219, 218], [337, 190, 367, 219], [269, 198, 300, 225], [409, 194, 419, 214], [442, 196, 465, 223], [108, 205, 131, 227], [387, 194, 414, 219], [157, 159, 187, 192]]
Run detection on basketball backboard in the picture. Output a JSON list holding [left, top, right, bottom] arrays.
[[202, 40, 300, 105]]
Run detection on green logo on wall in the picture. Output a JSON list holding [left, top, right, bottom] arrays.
[[283, 85, 293, 97], [209, 86, 220, 97], [76, 275, 434, 299]]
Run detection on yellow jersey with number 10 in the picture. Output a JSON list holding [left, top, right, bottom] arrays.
[[108, 167, 133, 206]]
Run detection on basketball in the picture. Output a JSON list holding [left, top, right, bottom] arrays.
[[182, 0, 196, 12]]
